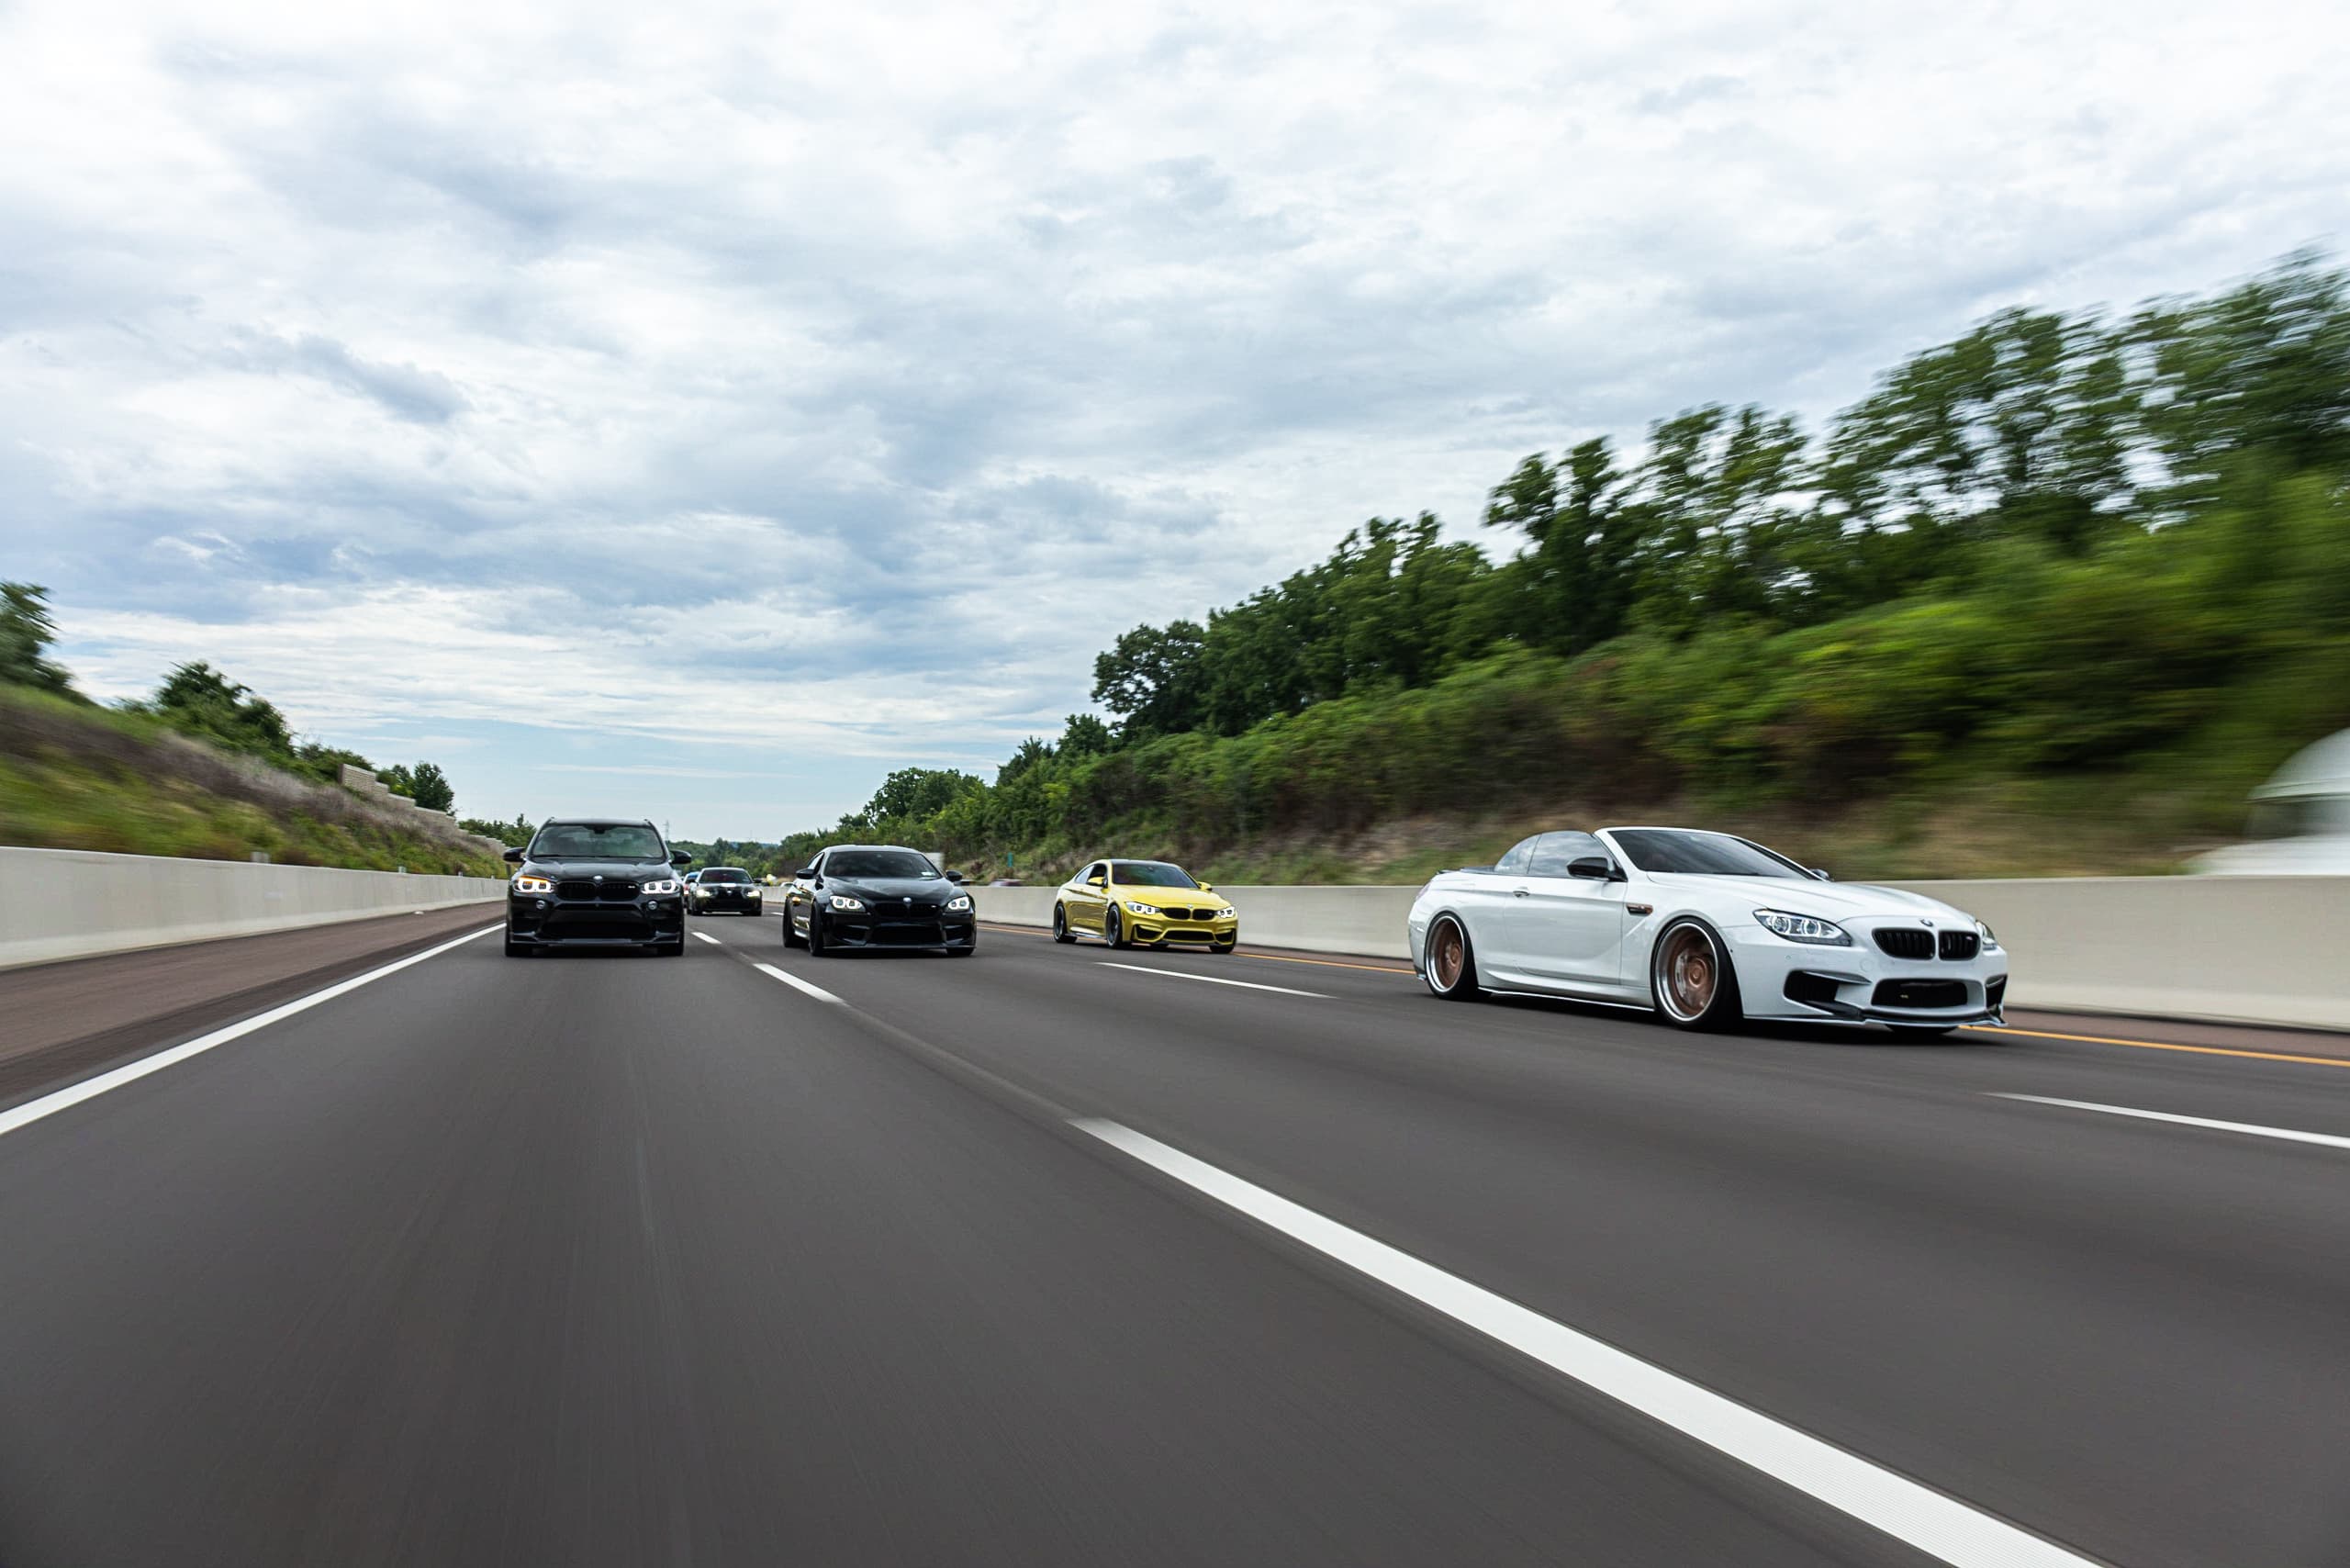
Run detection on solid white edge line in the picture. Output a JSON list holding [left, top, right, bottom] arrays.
[[755, 963, 845, 1006], [1072, 1119, 2102, 1568], [1991, 1093, 2350, 1150], [1096, 961, 1328, 999], [0, 924, 503, 1140], [693, 931, 722, 945]]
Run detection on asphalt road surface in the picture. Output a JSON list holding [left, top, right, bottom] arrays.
[[4, 912, 2347, 1566]]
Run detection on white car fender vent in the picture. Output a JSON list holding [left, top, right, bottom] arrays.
[[1627, 902, 1654, 916]]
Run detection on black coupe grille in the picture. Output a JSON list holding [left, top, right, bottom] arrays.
[[1938, 929, 1979, 961], [1873, 928, 1934, 960]]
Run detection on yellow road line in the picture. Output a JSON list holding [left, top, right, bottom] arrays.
[[1962, 1025, 2350, 1070]]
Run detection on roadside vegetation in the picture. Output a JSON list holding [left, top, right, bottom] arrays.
[[0, 592, 503, 875], [784, 252, 2350, 883]]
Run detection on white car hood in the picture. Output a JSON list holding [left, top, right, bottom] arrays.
[[1642, 873, 1969, 923]]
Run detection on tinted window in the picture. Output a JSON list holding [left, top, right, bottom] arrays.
[[1493, 836, 1540, 875], [531, 823, 666, 860], [825, 849, 939, 879], [1528, 832, 1607, 877], [1110, 861, 1199, 889], [1611, 829, 1808, 878], [700, 868, 748, 883]]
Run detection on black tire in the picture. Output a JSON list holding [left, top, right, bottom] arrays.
[[1052, 903, 1075, 944], [1210, 937, 1237, 954], [780, 908, 805, 948], [948, 942, 977, 958], [504, 932, 531, 958], [1650, 918, 1741, 1031], [658, 939, 685, 958], [1422, 914, 1480, 1000], [1104, 907, 1129, 950], [807, 911, 829, 957]]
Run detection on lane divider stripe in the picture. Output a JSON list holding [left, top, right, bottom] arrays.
[[755, 963, 845, 1006], [1990, 1093, 2350, 1149], [1096, 962, 1328, 999], [693, 932, 722, 945], [1074, 1118, 2100, 1568], [1964, 1025, 2350, 1070], [0, 924, 503, 1140]]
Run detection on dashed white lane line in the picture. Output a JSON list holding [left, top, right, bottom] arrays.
[[755, 962, 845, 1006], [1074, 1118, 2099, 1568], [1096, 962, 1328, 999], [1991, 1093, 2350, 1150], [0, 924, 503, 1140], [693, 931, 723, 945]]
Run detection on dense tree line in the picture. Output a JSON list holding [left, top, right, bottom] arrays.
[[785, 252, 2350, 874]]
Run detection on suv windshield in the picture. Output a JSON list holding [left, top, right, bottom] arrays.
[[826, 850, 938, 879], [699, 868, 748, 883], [1610, 829, 1809, 879], [1111, 862, 1200, 888], [532, 823, 666, 861]]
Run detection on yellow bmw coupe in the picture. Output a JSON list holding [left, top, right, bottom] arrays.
[[1052, 859, 1237, 951]]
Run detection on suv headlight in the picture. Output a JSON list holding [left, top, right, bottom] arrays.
[[830, 895, 866, 912], [946, 893, 972, 912], [512, 874, 554, 895], [1976, 919, 2000, 952], [1752, 908, 1852, 946], [642, 878, 681, 895], [1125, 900, 1161, 915]]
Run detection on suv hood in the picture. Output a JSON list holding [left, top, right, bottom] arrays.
[[523, 857, 676, 878]]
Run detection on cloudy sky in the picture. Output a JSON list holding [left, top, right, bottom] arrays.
[[3, 0, 2342, 837]]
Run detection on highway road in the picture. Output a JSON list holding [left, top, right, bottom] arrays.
[[3, 913, 2348, 1566]]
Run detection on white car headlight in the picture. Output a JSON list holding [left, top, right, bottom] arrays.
[[1752, 908, 1852, 946], [830, 895, 867, 912], [946, 894, 972, 912], [512, 874, 554, 895], [1124, 900, 1161, 915], [642, 878, 681, 895], [1976, 919, 2000, 952]]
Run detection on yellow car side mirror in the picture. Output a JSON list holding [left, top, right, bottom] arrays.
[[1086, 877, 1105, 888], [1199, 881, 1214, 892]]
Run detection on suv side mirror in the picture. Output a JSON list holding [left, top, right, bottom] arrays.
[[503, 847, 524, 864], [945, 870, 967, 884], [670, 850, 693, 867], [1568, 856, 1624, 882]]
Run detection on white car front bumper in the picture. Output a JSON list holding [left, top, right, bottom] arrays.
[[1726, 922, 2008, 1026]]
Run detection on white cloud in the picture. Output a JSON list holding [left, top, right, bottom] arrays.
[[4, 0, 2346, 823]]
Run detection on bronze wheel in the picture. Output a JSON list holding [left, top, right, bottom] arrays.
[[1652, 920, 1736, 1029], [1424, 915, 1478, 1000]]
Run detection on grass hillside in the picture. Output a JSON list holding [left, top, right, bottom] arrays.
[[1, 686, 506, 877]]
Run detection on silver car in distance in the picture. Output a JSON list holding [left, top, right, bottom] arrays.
[[1406, 827, 2009, 1035]]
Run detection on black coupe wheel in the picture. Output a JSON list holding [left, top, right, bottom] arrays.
[[781, 910, 804, 948], [1423, 915, 1479, 1000], [807, 913, 829, 957], [1651, 919, 1740, 1031], [1052, 903, 1075, 944], [1104, 908, 1129, 949]]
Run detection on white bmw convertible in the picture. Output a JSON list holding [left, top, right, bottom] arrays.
[[1405, 827, 2008, 1034]]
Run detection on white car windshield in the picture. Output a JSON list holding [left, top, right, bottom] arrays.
[[1611, 829, 1810, 879]]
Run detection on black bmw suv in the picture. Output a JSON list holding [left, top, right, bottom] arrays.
[[504, 818, 692, 957], [782, 845, 975, 956]]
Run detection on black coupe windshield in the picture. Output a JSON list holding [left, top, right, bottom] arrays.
[[700, 868, 748, 882], [1111, 861, 1199, 888], [531, 823, 666, 861], [827, 850, 938, 879], [1610, 829, 1810, 879]]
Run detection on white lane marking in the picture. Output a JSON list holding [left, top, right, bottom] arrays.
[[0, 924, 502, 1140], [1991, 1093, 2350, 1150], [693, 931, 722, 945], [1075, 1119, 2100, 1568], [755, 963, 845, 1006], [1096, 962, 1327, 1000]]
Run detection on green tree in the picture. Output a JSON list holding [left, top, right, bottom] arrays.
[[0, 582, 76, 695], [406, 761, 455, 812], [149, 663, 297, 764], [1092, 621, 1208, 735], [1059, 712, 1114, 756]]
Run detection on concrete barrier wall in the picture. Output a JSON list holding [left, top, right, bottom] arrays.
[[976, 876, 2350, 1030], [0, 846, 504, 970]]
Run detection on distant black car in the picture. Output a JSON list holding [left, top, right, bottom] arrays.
[[504, 818, 691, 957], [689, 866, 763, 915], [782, 845, 975, 956]]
